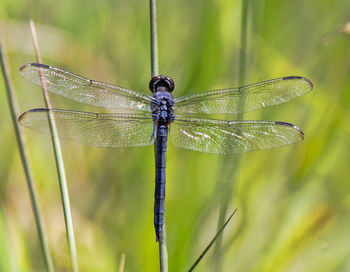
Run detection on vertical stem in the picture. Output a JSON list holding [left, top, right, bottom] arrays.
[[0, 37, 55, 272], [239, 0, 249, 86], [149, 1, 168, 271], [29, 21, 79, 272], [213, 0, 249, 270], [158, 226, 168, 272], [150, 0, 159, 77]]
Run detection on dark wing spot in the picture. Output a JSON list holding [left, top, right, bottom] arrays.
[[282, 76, 314, 89], [275, 121, 304, 139]]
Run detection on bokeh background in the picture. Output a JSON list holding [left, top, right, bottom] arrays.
[[1, 0, 350, 271]]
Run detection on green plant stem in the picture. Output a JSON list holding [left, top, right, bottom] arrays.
[[149, 1, 168, 271], [150, 0, 159, 77], [239, 0, 249, 86], [158, 226, 168, 272], [29, 20, 79, 272], [213, 0, 249, 270], [0, 37, 55, 272]]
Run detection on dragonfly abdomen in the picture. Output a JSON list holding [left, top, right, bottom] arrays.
[[154, 123, 168, 241]]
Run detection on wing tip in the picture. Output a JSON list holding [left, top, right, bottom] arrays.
[[18, 108, 49, 124], [282, 76, 314, 90], [275, 121, 305, 140], [18, 63, 30, 73], [17, 111, 27, 124]]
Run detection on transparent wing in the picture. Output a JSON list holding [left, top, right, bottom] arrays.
[[170, 116, 304, 154], [18, 109, 154, 147], [174, 76, 313, 114], [19, 63, 153, 112]]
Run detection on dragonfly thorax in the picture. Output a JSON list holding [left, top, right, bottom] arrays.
[[151, 91, 174, 124], [150, 75, 175, 124]]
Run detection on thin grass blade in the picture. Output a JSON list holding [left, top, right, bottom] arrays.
[[188, 209, 237, 272], [118, 254, 126, 272], [0, 37, 55, 272], [29, 20, 79, 272]]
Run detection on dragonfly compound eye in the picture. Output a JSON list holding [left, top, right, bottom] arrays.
[[149, 75, 175, 93]]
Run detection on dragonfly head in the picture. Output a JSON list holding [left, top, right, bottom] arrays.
[[149, 75, 174, 93]]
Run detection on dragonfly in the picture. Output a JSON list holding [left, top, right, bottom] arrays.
[[18, 63, 313, 241]]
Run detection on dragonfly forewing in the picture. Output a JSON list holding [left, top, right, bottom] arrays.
[[18, 109, 154, 147], [170, 116, 304, 154], [174, 76, 313, 115], [19, 63, 154, 112]]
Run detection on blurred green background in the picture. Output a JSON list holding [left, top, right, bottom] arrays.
[[1, 0, 350, 271]]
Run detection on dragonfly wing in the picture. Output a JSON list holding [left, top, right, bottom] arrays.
[[19, 63, 153, 112], [174, 76, 313, 114], [170, 116, 304, 154], [18, 109, 154, 147]]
